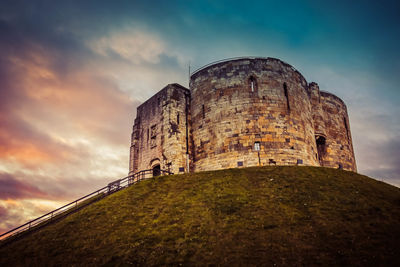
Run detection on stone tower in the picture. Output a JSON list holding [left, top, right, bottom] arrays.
[[129, 57, 356, 175]]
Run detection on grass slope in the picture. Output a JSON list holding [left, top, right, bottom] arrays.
[[0, 166, 399, 266]]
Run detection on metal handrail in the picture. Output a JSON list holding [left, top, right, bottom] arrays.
[[190, 56, 263, 76], [190, 56, 299, 77], [0, 169, 173, 241]]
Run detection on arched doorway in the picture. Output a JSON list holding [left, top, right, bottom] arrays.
[[152, 164, 161, 177]]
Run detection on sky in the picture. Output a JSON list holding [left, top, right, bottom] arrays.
[[0, 0, 399, 233]]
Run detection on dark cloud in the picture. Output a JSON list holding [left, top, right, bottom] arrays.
[[356, 136, 400, 187], [0, 172, 48, 199]]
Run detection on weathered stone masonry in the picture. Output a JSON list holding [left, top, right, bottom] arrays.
[[129, 84, 191, 175], [129, 57, 356, 175]]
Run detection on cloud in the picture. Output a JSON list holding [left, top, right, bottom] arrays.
[[353, 122, 400, 187], [89, 29, 166, 64], [0, 198, 67, 234], [0, 172, 48, 200], [0, 13, 147, 232], [0, 6, 190, 233]]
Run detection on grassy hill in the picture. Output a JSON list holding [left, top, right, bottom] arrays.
[[0, 166, 399, 266]]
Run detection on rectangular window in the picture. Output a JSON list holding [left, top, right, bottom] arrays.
[[179, 167, 185, 172], [150, 125, 157, 148], [202, 105, 205, 119], [237, 161, 243, 167], [254, 141, 260, 151], [177, 113, 180, 125]]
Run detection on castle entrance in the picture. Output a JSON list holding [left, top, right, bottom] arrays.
[[152, 164, 161, 177], [316, 135, 326, 166]]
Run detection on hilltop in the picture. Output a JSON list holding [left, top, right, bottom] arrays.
[[0, 166, 399, 266]]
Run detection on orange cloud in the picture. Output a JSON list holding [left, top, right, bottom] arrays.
[[0, 143, 53, 164]]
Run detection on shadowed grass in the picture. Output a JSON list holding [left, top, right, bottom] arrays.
[[0, 166, 399, 266]]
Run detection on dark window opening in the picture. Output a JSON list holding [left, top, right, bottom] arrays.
[[249, 76, 257, 93], [283, 83, 290, 112], [338, 163, 343, 170], [343, 117, 349, 140], [316, 135, 326, 165], [177, 113, 180, 125], [179, 167, 185, 172], [237, 161, 243, 167], [150, 125, 157, 148], [202, 104, 205, 119], [147, 129, 149, 143], [157, 98, 160, 106], [297, 159, 303, 165], [152, 164, 161, 177]]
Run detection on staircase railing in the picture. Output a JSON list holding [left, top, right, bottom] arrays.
[[0, 169, 173, 241]]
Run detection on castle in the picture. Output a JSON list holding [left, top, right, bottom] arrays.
[[129, 57, 356, 175]]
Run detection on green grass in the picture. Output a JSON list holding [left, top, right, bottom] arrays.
[[0, 166, 399, 266]]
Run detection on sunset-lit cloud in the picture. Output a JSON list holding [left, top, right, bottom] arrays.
[[0, 0, 399, 234], [89, 29, 166, 64]]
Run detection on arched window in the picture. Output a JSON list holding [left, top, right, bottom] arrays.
[[248, 76, 257, 93], [283, 83, 290, 112]]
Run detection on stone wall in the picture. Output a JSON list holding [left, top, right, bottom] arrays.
[[129, 84, 190, 175], [318, 91, 357, 171], [190, 58, 319, 172], [129, 57, 357, 175]]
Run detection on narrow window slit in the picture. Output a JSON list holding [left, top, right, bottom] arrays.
[[248, 76, 257, 93], [343, 117, 349, 140], [283, 83, 290, 112]]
